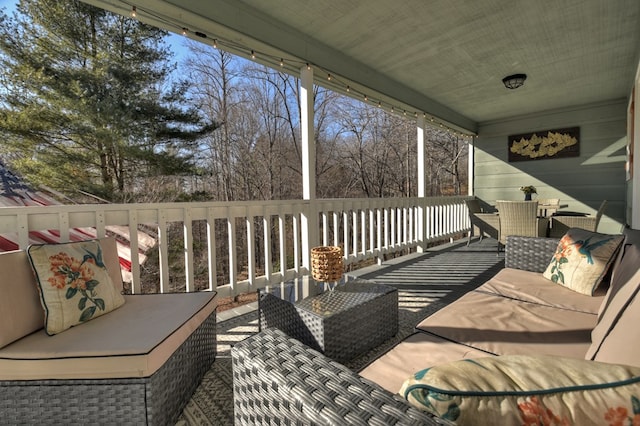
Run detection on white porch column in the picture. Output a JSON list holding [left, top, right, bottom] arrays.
[[300, 65, 317, 271], [631, 69, 640, 229], [416, 114, 426, 253], [468, 136, 475, 196]]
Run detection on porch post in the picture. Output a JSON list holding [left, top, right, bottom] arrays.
[[468, 136, 475, 196], [632, 73, 640, 228], [416, 114, 426, 253], [300, 65, 317, 272]]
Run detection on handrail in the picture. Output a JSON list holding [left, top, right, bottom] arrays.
[[0, 196, 472, 298]]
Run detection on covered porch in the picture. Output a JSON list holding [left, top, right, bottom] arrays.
[[78, 0, 640, 237], [186, 237, 505, 424], [1, 0, 639, 424]]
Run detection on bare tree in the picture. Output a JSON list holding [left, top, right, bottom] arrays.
[[425, 129, 468, 195], [184, 43, 245, 201]]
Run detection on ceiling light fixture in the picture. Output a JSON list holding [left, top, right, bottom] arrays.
[[502, 73, 527, 89]]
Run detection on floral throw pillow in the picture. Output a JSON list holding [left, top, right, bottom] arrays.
[[399, 355, 640, 426], [27, 240, 125, 335], [542, 228, 623, 295]]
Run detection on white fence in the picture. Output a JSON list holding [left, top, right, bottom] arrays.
[[0, 196, 472, 298]]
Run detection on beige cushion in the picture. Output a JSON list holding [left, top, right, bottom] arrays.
[[597, 230, 640, 320], [27, 239, 125, 335], [399, 355, 640, 426], [477, 268, 606, 314], [586, 244, 640, 366], [0, 292, 217, 380], [415, 291, 596, 358], [542, 228, 623, 295], [0, 250, 44, 349], [100, 237, 125, 294], [358, 332, 493, 393]]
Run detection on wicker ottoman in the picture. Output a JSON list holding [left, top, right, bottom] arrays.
[[258, 277, 398, 363]]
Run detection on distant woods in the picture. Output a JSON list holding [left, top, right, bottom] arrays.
[[181, 42, 469, 202], [0, 0, 468, 204]]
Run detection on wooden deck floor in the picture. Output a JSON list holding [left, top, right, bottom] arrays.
[[176, 236, 505, 425]]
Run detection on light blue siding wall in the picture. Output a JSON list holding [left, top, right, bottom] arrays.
[[474, 100, 627, 234]]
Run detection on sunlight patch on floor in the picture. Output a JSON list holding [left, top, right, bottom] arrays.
[[399, 295, 437, 303], [224, 325, 259, 334], [401, 307, 425, 313], [219, 333, 254, 343]]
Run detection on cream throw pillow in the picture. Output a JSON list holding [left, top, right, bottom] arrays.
[[28, 240, 125, 335], [400, 355, 640, 426], [543, 228, 623, 295]]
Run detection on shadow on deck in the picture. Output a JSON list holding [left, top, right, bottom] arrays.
[[176, 237, 504, 425]]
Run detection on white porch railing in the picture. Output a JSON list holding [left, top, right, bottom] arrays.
[[0, 195, 472, 298]]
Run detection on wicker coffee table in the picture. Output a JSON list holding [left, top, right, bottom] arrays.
[[258, 276, 398, 362]]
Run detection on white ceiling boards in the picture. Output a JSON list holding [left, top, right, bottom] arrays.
[[81, 0, 640, 133]]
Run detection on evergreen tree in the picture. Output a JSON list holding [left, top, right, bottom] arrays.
[[0, 0, 216, 200]]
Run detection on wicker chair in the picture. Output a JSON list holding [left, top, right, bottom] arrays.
[[465, 198, 500, 246], [496, 201, 549, 250], [549, 200, 607, 238], [537, 198, 560, 216]]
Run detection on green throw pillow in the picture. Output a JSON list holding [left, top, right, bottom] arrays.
[[27, 239, 125, 335], [400, 355, 640, 426], [542, 228, 623, 295]]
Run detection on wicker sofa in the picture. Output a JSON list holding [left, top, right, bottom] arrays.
[[233, 228, 640, 425], [0, 237, 217, 425]]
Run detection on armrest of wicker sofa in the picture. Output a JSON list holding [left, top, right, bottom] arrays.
[[232, 327, 447, 426], [504, 235, 559, 273]]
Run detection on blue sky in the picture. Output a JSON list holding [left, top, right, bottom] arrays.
[[0, 0, 15, 12]]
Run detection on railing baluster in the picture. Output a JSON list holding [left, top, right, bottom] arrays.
[[321, 211, 328, 246], [95, 210, 105, 238], [183, 207, 195, 293], [206, 208, 216, 292], [246, 211, 255, 287], [263, 211, 272, 283], [58, 211, 69, 242], [278, 212, 286, 280], [127, 209, 141, 294], [17, 213, 28, 249], [351, 209, 358, 257], [343, 209, 349, 261], [333, 211, 339, 247], [360, 208, 366, 256], [369, 208, 374, 255], [293, 211, 300, 274], [158, 209, 169, 293], [227, 210, 237, 292]]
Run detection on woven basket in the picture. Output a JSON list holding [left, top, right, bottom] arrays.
[[310, 246, 343, 282]]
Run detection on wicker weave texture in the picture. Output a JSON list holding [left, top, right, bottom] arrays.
[[259, 280, 398, 363], [232, 327, 441, 426], [0, 312, 216, 425], [504, 236, 559, 272], [537, 198, 561, 216], [311, 246, 344, 281], [549, 200, 608, 238], [496, 201, 549, 244], [549, 216, 597, 237]]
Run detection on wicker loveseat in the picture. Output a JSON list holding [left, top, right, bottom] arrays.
[[233, 228, 640, 425], [0, 237, 217, 425]]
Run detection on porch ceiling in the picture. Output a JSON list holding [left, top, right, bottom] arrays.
[[84, 0, 640, 133]]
